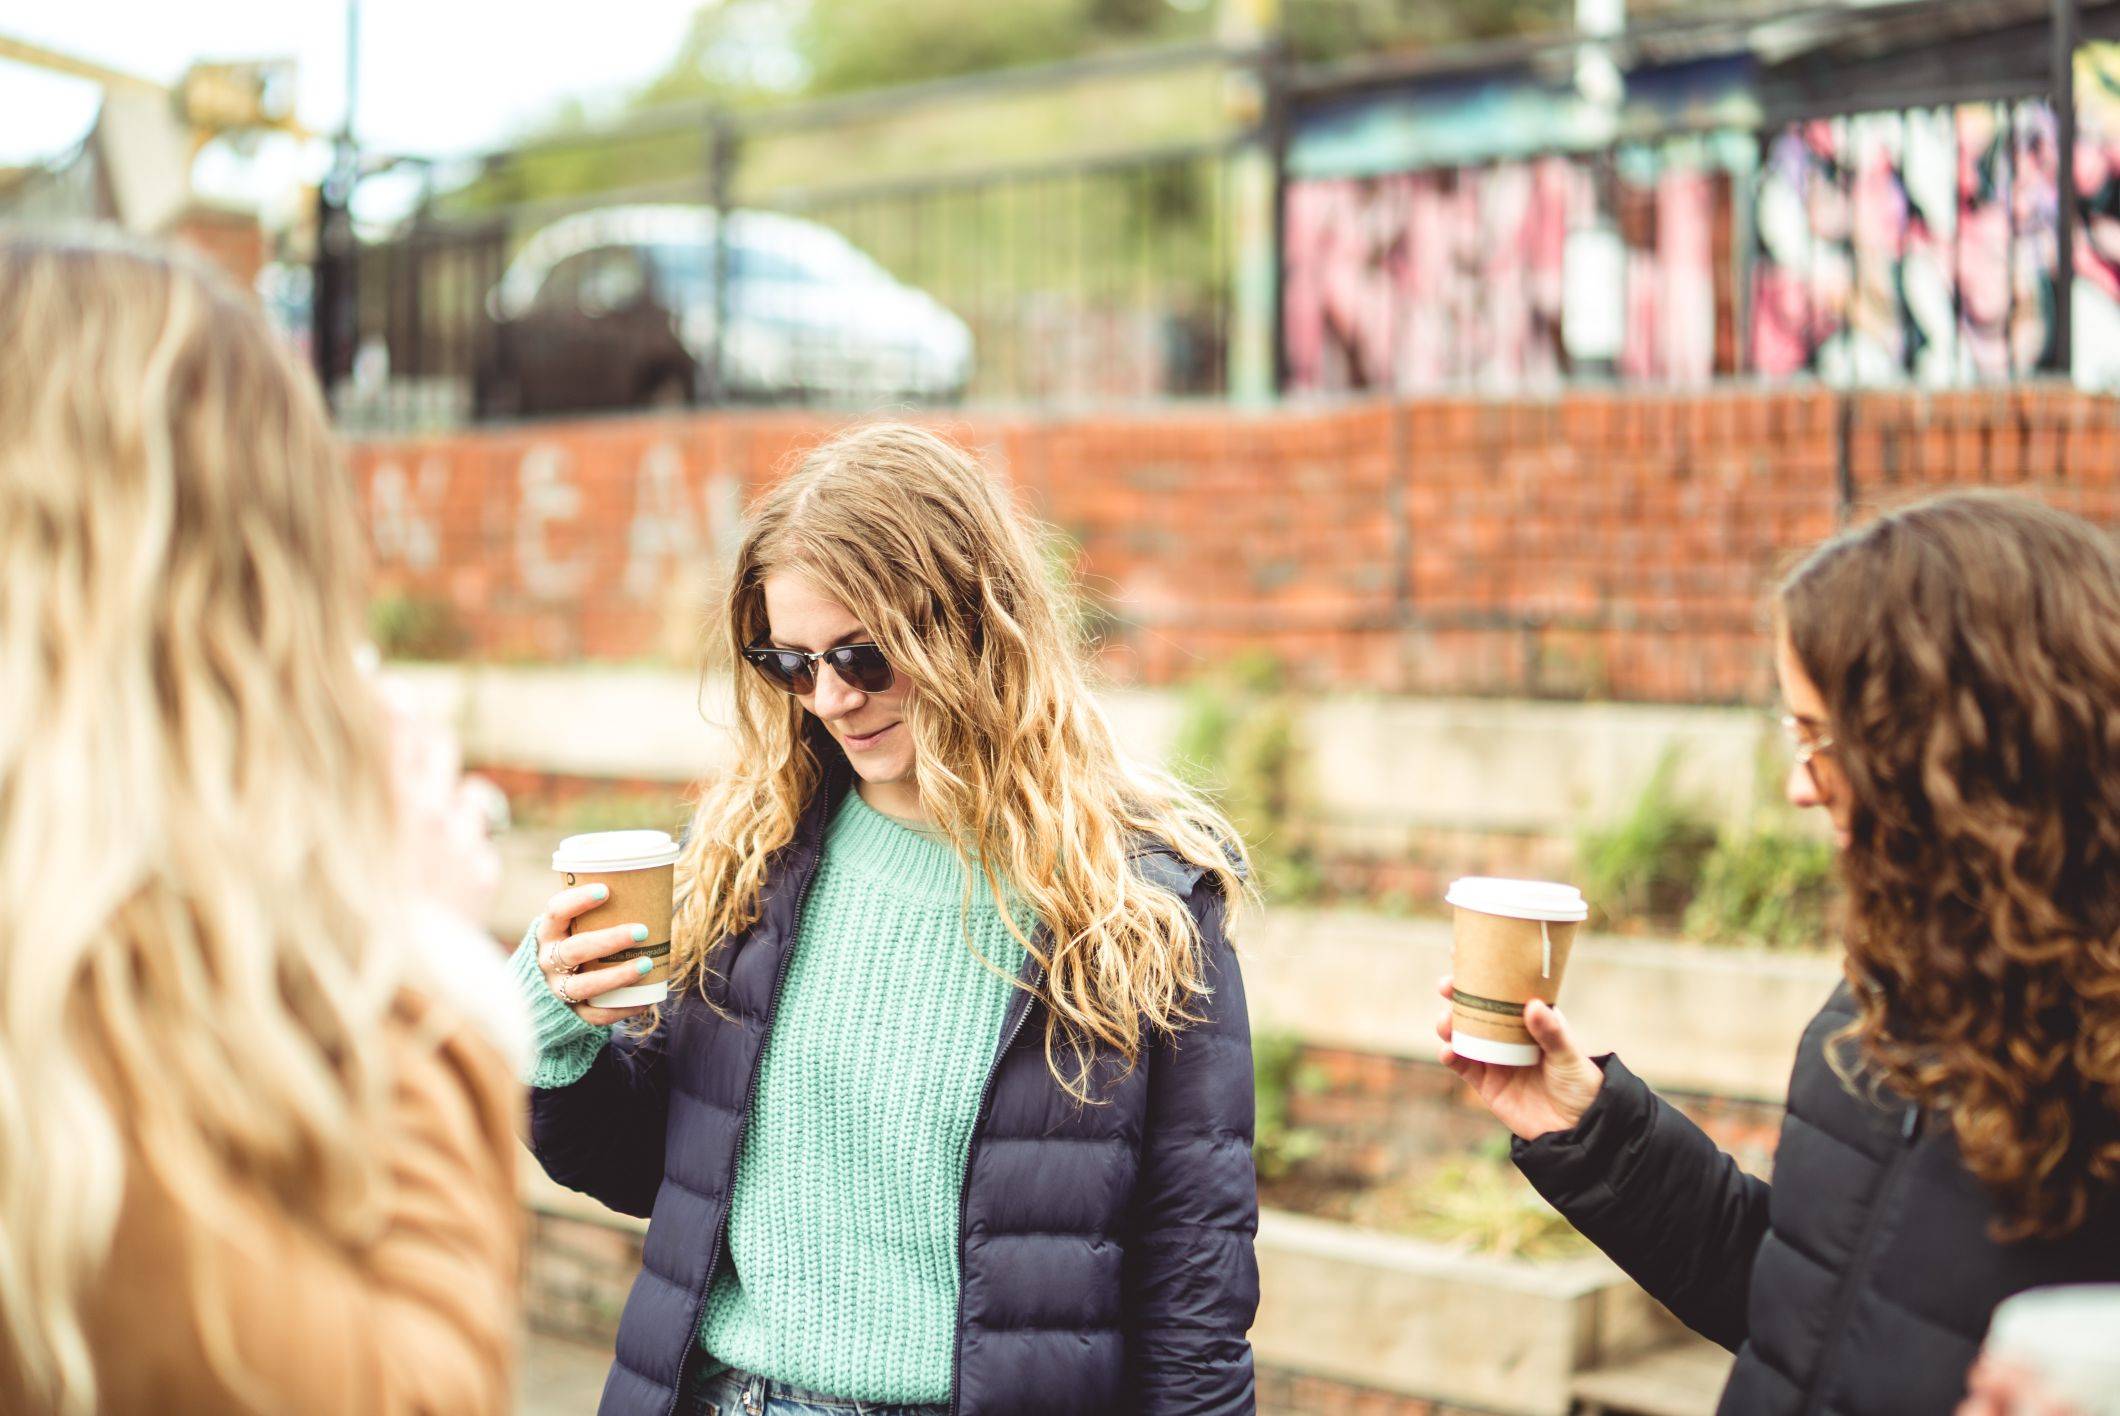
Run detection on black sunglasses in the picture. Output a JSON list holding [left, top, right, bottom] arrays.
[[743, 641, 896, 695]]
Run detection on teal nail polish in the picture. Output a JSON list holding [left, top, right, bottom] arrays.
[[594, 884, 610, 901], [635, 957, 654, 976], [631, 924, 649, 943]]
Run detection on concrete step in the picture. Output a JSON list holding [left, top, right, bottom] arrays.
[[1571, 1336, 1735, 1416], [517, 1332, 615, 1415]]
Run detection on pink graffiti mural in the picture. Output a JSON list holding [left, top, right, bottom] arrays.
[[1749, 59, 2120, 387], [1283, 46, 2120, 392], [1284, 155, 1725, 394], [1749, 106, 2062, 381]]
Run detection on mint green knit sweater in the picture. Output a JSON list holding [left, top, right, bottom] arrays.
[[511, 791, 1028, 1402]]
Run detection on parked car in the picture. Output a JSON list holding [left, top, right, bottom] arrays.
[[473, 204, 972, 417]]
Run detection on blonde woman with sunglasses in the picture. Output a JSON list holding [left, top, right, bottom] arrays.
[[0, 233, 528, 1413], [516, 423, 1260, 1416]]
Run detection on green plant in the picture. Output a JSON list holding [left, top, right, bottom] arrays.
[[1347, 1151, 1591, 1261], [368, 590, 467, 661], [1683, 827, 1839, 951], [1251, 1030, 1322, 1184], [1575, 750, 1717, 931], [1170, 651, 1321, 904], [1170, 679, 1237, 792]]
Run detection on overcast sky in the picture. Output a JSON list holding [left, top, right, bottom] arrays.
[[2, 2, 705, 214]]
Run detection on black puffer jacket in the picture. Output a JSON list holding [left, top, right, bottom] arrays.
[[529, 761, 1260, 1416], [1515, 983, 2120, 1416]]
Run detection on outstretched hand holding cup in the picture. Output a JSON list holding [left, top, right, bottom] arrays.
[[1437, 978, 1604, 1140], [534, 830, 681, 1027], [1436, 877, 1604, 1141]]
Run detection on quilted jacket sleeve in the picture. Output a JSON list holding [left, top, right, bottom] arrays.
[[1512, 1055, 1769, 1352], [526, 1008, 674, 1220], [1124, 885, 1261, 1414]]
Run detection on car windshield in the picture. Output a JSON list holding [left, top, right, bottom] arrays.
[[648, 235, 889, 304]]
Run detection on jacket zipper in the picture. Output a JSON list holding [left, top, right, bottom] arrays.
[[1798, 1104, 1923, 1416], [661, 854, 824, 1416], [946, 953, 1047, 1416]]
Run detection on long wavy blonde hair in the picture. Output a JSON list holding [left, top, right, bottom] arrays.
[[0, 234, 413, 1410], [671, 423, 1249, 1100]]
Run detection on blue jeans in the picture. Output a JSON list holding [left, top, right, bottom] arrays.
[[682, 1360, 949, 1416]]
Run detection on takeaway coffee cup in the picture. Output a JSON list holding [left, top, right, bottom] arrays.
[[1444, 877, 1589, 1067], [552, 829, 681, 1007], [1982, 1285, 2120, 1416]]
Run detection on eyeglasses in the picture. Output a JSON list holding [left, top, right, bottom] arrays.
[[743, 641, 895, 696], [1779, 714, 1837, 776]]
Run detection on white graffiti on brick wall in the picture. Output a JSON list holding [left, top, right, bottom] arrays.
[[369, 456, 448, 572], [704, 469, 743, 571], [517, 443, 588, 600], [624, 440, 700, 600], [621, 442, 746, 601]]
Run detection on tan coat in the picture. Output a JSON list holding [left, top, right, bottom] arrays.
[[66, 1004, 525, 1415]]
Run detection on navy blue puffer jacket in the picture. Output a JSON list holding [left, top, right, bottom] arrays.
[[529, 761, 1260, 1416]]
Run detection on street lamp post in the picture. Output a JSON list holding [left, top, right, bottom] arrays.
[[313, 0, 361, 391], [2051, 0, 2078, 377]]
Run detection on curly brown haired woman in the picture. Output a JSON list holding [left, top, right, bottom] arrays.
[[1442, 491, 2120, 1416]]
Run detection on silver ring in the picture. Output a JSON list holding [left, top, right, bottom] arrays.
[[556, 972, 573, 1003]]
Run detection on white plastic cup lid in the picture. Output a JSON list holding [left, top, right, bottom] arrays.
[[552, 829, 682, 873], [1987, 1284, 2120, 1373], [1445, 877, 1589, 923]]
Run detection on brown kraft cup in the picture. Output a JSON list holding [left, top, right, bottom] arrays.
[[1444, 877, 1589, 1067], [553, 830, 681, 1007]]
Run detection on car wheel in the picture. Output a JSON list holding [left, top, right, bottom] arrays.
[[642, 371, 691, 410], [475, 374, 523, 423]]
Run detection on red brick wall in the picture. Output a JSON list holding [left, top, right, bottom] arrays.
[[347, 385, 2120, 702], [169, 207, 268, 290]]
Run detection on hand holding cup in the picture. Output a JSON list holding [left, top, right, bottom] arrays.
[[1436, 975, 1604, 1140], [1437, 876, 1603, 1141], [533, 883, 661, 1028]]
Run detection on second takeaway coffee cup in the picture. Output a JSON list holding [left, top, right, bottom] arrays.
[[1445, 876, 1589, 1067], [553, 829, 681, 1007], [1982, 1285, 2120, 1416]]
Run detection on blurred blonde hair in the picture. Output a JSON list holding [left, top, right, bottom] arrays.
[[0, 232, 411, 1411], [671, 422, 1250, 1101]]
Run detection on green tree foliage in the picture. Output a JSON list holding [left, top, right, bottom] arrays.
[[1283, 0, 1572, 62], [798, 0, 1197, 95], [1283, 0, 1713, 63], [631, 0, 1205, 109]]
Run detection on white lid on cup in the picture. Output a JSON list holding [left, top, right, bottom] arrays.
[[1445, 877, 1589, 923], [1986, 1286, 2120, 1403], [553, 829, 682, 873]]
